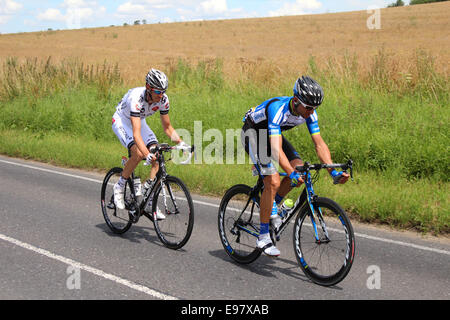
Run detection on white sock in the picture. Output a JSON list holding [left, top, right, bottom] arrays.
[[117, 176, 127, 188]]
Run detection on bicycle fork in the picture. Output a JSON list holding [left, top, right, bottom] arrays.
[[159, 178, 181, 216], [304, 173, 330, 243]]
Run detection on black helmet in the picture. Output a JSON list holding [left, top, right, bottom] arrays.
[[293, 76, 324, 107], [146, 68, 168, 91]]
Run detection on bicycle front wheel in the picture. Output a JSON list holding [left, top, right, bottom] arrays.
[[152, 176, 194, 250], [218, 184, 262, 264], [100, 167, 133, 234], [293, 197, 355, 286]]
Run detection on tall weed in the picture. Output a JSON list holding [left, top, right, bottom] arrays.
[[0, 57, 122, 102]]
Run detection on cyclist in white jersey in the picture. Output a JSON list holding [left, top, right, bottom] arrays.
[[112, 69, 188, 216], [241, 76, 349, 256]]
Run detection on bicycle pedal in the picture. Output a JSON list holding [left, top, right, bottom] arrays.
[[129, 210, 140, 223]]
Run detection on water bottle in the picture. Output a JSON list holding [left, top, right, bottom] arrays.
[[279, 199, 294, 218], [133, 177, 142, 196]]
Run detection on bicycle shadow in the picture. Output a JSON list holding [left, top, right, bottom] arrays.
[[208, 249, 305, 280], [208, 249, 343, 290], [95, 222, 165, 248]]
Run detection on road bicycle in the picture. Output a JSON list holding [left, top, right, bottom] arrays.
[[101, 143, 195, 250], [218, 160, 356, 286]]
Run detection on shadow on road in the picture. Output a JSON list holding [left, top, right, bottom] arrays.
[[208, 249, 343, 290], [95, 222, 164, 248]]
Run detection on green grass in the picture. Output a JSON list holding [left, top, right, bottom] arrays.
[[0, 55, 448, 234]]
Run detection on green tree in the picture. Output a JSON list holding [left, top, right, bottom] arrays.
[[388, 0, 405, 6], [410, 0, 448, 4]]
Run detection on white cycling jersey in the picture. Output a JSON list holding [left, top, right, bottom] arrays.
[[114, 87, 170, 121], [112, 87, 169, 150]]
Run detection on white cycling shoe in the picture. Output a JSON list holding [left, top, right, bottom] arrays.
[[257, 235, 280, 257], [113, 183, 125, 210], [144, 201, 166, 220], [154, 206, 166, 220]]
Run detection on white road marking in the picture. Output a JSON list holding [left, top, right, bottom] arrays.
[[1, 157, 449, 257], [0, 233, 178, 300]]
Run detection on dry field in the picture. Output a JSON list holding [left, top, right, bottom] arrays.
[[0, 2, 449, 83]]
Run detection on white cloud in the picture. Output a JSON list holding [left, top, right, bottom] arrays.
[[200, 0, 228, 15], [0, 0, 22, 14], [36, 0, 106, 29], [116, 1, 161, 21], [0, 0, 23, 25], [37, 9, 66, 22], [269, 0, 322, 17], [116, 0, 244, 23]]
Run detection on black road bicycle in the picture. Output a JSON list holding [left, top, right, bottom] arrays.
[[218, 160, 356, 286], [101, 143, 195, 250]]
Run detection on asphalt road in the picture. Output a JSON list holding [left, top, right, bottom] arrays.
[[0, 155, 449, 302]]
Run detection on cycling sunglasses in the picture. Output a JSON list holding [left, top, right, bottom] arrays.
[[300, 100, 319, 111], [151, 88, 166, 95]]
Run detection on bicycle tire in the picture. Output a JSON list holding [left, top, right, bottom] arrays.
[[152, 175, 194, 250], [293, 197, 355, 286], [218, 184, 262, 264], [100, 167, 133, 234]]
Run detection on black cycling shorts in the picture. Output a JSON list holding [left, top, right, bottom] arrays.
[[241, 118, 301, 176]]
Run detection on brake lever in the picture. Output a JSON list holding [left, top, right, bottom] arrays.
[[347, 159, 354, 181]]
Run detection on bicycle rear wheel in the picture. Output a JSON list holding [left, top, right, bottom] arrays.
[[293, 197, 355, 286], [152, 176, 194, 250], [218, 184, 262, 264], [100, 167, 133, 234]]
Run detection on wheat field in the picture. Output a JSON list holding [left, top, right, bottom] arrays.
[[0, 2, 448, 84]]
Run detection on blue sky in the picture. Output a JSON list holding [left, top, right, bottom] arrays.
[[1, 0, 395, 34]]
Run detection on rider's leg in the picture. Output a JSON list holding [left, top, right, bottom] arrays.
[[121, 144, 145, 179], [260, 173, 280, 224], [113, 144, 143, 210], [257, 173, 281, 256]]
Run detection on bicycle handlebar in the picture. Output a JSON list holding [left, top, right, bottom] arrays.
[[146, 143, 196, 165], [295, 159, 354, 180]]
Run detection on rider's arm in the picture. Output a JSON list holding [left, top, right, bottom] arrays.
[[307, 112, 348, 184], [131, 116, 151, 158], [160, 114, 182, 144], [311, 133, 333, 166], [311, 133, 349, 184], [307, 112, 332, 168]]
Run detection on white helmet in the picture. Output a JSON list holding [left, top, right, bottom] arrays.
[[146, 68, 168, 90]]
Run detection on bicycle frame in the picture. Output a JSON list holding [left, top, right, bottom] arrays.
[[232, 173, 310, 241], [127, 145, 183, 222], [234, 160, 353, 242]]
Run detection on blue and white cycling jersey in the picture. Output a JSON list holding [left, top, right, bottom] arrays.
[[243, 96, 320, 137]]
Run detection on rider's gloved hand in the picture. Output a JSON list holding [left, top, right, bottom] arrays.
[[330, 169, 344, 184], [145, 152, 156, 166], [289, 171, 303, 187], [176, 140, 189, 150]]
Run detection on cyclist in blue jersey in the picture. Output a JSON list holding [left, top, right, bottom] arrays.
[[241, 76, 349, 257]]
